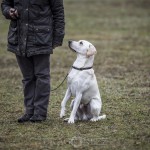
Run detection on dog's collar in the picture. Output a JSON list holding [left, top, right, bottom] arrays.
[[72, 66, 93, 71]]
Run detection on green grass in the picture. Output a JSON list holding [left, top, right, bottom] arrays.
[[0, 0, 150, 149]]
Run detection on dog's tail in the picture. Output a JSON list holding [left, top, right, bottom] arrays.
[[90, 114, 106, 122], [98, 114, 106, 120]]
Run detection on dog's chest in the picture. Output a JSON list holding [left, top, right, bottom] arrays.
[[68, 71, 84, 85], [67, 70, 94, 96]]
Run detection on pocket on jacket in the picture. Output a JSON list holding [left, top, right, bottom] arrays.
[[34, 27, 52, 46], [8, 26, 18, 45]]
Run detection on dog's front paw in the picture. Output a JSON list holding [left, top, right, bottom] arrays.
[[60, 109, 65, 118], [68, 117, 75, 124]]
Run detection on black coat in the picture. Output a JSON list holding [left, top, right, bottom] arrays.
[[1, 0, 65, 56]]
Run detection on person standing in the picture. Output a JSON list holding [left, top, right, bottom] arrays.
[[1, 0, 65, 123]]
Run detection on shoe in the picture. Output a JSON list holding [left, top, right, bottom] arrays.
[[18, 114, 33, 123], [30, 114, 46, 123]]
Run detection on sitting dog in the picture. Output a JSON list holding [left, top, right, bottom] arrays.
[[60, 40, 106, 124]]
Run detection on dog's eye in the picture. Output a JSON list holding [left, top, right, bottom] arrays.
[[79, 41, 83, 45]]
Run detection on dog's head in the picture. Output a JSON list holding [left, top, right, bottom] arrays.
[[68, 40, 97, 57]]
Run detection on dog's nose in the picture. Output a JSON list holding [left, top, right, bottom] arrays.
[[68, 40, 72, 45]]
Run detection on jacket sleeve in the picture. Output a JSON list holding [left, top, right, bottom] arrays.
[[1, 0, 13, 19], [49, 0, 65, 47]]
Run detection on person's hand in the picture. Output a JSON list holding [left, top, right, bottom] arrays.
[[9, 8, 19, 20]]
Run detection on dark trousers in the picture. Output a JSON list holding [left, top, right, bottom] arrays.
[[16, 54, 50, 117]]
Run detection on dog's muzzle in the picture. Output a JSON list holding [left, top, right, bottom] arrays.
[[68, 41, 76, 52]]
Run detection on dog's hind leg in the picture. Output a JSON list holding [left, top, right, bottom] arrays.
[[90, 99, 106, 122], [60, 88, 71, 118], [78, 104, 89, 121]]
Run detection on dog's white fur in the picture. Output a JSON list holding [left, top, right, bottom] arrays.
[[60, 40, 106, 124]]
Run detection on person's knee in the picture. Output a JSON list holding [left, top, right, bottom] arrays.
[[35, 68, 50, 79], [22, 75, 35, 82]]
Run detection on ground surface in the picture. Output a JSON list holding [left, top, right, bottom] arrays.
[[0, 0, 150, 149]]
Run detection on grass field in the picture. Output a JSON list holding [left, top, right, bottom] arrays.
[[0, 0, 150, 149]]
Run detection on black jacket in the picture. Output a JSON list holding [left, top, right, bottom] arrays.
[[1, 0, 65, 56]]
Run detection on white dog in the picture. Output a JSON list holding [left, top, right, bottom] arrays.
[[60, 40, 106, 124]]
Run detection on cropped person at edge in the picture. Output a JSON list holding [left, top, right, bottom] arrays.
[[1, 0, 65, 123]]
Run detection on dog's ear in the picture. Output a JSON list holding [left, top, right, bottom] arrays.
[[86, 44, 97, 57]]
